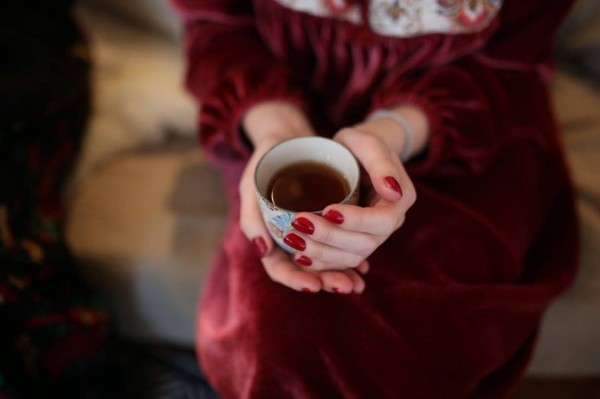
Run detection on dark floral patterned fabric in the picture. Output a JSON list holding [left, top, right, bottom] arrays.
[[0, 1, 110, 397]]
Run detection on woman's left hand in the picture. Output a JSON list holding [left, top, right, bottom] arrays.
[[284, 121, 418, 282]]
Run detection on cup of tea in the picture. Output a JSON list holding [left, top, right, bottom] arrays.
[[254, 136, 360, 252]]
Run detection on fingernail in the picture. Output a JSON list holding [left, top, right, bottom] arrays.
[[283, 233, 306, 251], [323, 209, 344, 224], [251, 236, 267, 258], [302, 287, 316, 293], [295, 255, 312, 267], [384, 176, 403, 196], [291, 217, 315, 235]]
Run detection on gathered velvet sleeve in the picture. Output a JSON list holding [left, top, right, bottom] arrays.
[[171, 0, 311, 161], [370, 0, 575, 176]]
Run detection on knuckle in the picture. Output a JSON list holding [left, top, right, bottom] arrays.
[[365, 236, 380, 255], [348, 253, 365, 268], [382, 216, 398, 233], [404, 186, 417, 207], [319, 226, 335, 246], [392, 215, 404, 231], [355, 209, 367, 231], [355, 236, 377, 257], [305, 242, 323, 260], [332, 251, 362, 267]]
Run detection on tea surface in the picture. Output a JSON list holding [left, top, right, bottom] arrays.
[[268, 162, 349, 212]]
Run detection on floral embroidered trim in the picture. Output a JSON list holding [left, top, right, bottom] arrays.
[[273, 0, 503, 37]]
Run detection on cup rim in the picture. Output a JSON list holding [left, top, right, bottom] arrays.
[[254, 136, 360, 214]]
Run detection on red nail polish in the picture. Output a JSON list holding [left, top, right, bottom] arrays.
[[291, 217, 315, 235], [323, 209, 344, 224], [384, 176, 403, 196], [283, 233, 306, 251], [302, 288, 315, 293], [295, 255, 312, 266], [251, 236, 267, 258]]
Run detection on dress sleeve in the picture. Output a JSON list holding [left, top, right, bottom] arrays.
[[171, 0, 311, 161], [370, 0, 575, 176]]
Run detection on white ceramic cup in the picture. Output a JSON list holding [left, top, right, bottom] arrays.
[[254, 137, 360, 253]]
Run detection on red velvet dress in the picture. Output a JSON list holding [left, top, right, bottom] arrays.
[[171, 0, 579, 397]]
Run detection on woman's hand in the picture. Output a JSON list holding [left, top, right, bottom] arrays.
[[239, 102, 368, 294], [284, 106, 428, 287]]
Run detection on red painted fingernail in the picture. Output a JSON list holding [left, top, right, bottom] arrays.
[[251, 236, 267, 258], [323, 209, 344, 224], [283, 233, 306, 251], [384, 176, 403, 196], [302, 287, 316, 293], [295, 255, 312, 267], [291, 217, 315, 235]]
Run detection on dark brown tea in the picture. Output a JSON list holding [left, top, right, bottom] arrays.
[[268, 161, 350, 212]]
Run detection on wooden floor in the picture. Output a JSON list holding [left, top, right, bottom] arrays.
[[512, 378, 600, 399]]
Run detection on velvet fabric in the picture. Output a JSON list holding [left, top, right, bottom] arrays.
[[171, 1, 579, 398]]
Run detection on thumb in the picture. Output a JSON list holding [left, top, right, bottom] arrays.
[[334, 128, 404, 202], [239, 148, 274, 258]]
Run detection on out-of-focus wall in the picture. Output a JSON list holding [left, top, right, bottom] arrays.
[[83, 0, 181, 39], [559, 0, 600, 80]]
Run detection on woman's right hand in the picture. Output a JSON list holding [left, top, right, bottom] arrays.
[[240, 102, 368, 294]]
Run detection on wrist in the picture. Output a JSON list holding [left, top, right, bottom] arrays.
[[243, 101, 314, 147], [360, 105, 429, 160], [390, 105, 429, 158]]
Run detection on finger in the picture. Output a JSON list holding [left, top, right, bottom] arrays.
[[239, 151, 273, 258], [262, 248, 322, 293], [335, 128, 405, 202], [321, 203, 407, 236], [343, 269, 366, 294], [318, 270, 354, 294], [293, 258, 367, 294], [283, 232, 364, 269], [291, 214, 382, 257], [293, 256, 368, 295], [356, 259, 370, 275], [293, 253, 359, 273]]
